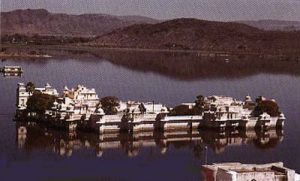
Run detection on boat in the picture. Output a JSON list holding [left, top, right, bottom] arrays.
[[0, 66, 23, 73]]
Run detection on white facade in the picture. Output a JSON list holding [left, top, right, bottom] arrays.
[[205, 95, 256, 121], [16, 83, 284, 131], [17, 83, 30, 110], [49, 85, 100, 121], [202, 162, 298, 181], [117, 101, 168, 115]]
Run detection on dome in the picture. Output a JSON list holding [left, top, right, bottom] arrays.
[[260, 112, 271, 119], [45, 83, 51, 87], [279, 113, 286, 119], [96, 108, 105, 115], [245, 95, 252, 102]]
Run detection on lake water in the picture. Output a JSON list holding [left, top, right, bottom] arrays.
[[0, 52, 300, 181]]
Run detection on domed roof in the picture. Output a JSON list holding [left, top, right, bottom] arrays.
[[96, 108, 105, 115], [279, 113, 286, 119], [245, 95, 252, 101], [260, 112, 271, 119]]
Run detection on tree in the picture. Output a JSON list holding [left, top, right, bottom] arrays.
[[139, 103, 146, 114], [194, 95, 205, 115], [253, 100, 280, 117], [100, 96, 120, 115], [26, 92, 56, 114], [169, 105, 194, 116], [26, 82, 35, 95]]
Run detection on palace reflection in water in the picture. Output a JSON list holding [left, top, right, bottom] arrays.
[[16, 121, 284, 158]]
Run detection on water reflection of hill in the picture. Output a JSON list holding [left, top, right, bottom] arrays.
[[16, 122, 284, 158], [92, 51, 300, 80], [3, 49, 300, 80]]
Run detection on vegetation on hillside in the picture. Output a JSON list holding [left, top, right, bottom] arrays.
[[92, 18, 300, 53], [1, 34, 93, 45], [1, 9, 158, 37]]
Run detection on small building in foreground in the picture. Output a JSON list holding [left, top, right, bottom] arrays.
[[202, 162, 300, 181]]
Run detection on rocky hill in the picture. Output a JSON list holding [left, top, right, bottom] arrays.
[[91, 18, 300, 53], [0, 9, 159, 37], [238, 20, 300, 31]]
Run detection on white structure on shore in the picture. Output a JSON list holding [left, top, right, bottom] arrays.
[[202, 162, 300, 181]]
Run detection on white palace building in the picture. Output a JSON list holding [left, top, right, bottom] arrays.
[[16, 83, 285, 132]]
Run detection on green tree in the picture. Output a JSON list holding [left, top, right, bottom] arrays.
[[194, 95, 205, 115], [253, 100, 280, 117], [139, 103, 147, 114], [26, 82, 35, 95], [100, 96, 120, 115], [26, 92, 56, 114], [169, 105, 194, 116]]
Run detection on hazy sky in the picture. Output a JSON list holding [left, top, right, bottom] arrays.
[[1, 0, 300, 21]]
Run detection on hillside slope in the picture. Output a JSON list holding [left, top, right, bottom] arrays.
[[91, 18, 300, 52], [0, 9, 159, 37], [238, 20, 300, 31]]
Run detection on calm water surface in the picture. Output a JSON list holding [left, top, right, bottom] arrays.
[[0, 54, 300, 181]]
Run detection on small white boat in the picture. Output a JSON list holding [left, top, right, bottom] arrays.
[[0, 66, 23, 73]]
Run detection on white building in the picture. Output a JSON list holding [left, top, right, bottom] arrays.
[[17, 83, 30, 110], [202, 162, 299, 181], [204, 95, 254, 121], [117, 101, 168, 115], [35, 83, 59, 97], [49, 85, 100, 121], [63, 85, 99, 108]]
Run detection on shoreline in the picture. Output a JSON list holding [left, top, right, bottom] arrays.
[[1, 44, 300, 59]]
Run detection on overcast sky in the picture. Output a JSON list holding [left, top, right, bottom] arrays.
[[1, 0, 300, 21]]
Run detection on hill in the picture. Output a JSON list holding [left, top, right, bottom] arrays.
[[0, 9, 159, 37], [90, 18, 300, 53], [238, 20, 300, 31]]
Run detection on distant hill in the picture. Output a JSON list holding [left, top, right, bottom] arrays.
[[238, 20, 300, 31], [0, 9, 159, 37], [91, 18, 300, 53]]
